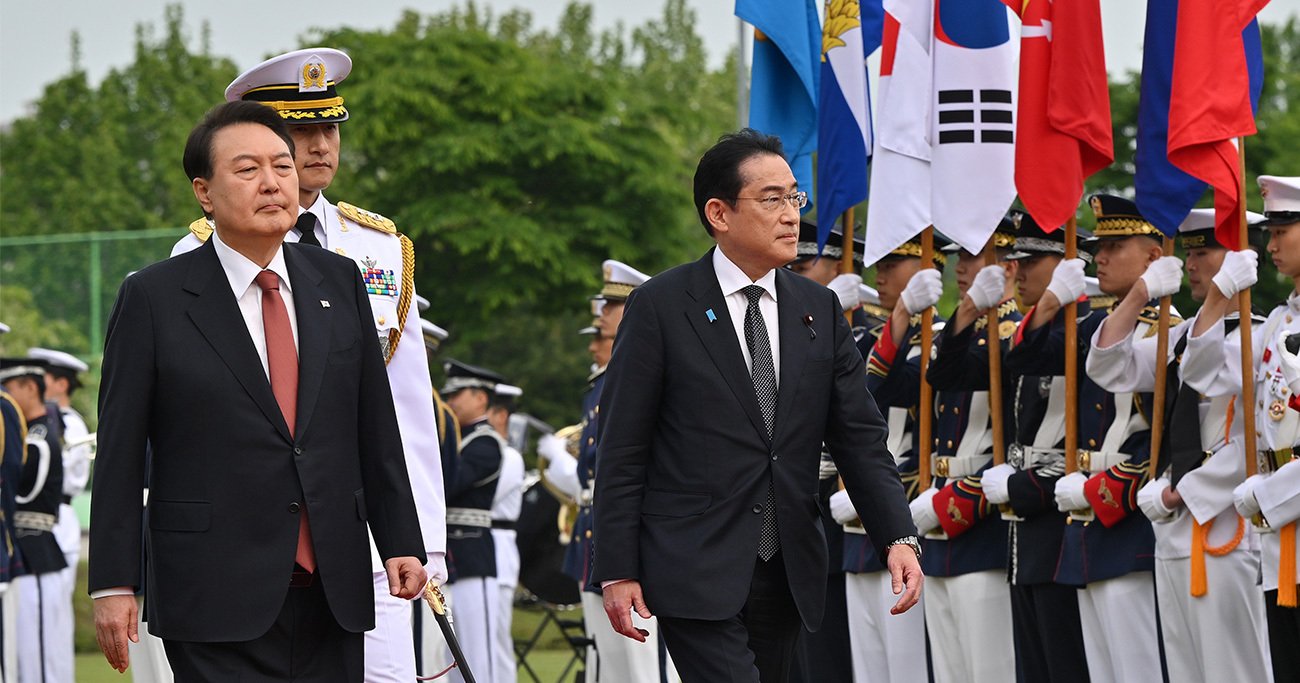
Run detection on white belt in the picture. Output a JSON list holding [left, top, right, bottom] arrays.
[[13, 511, 55, 532], [447, 507, 492, 528], [932, 454, 991, 479], [1007, 444, 1130, 473]]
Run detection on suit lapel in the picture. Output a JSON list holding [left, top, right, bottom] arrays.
[[774, 269, 810, 438], [286, 246, 330, 438], [683, 250, 770, 443], [183, 240, 292, 443]]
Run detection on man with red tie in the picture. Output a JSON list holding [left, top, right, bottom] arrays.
[[89, 101, 426, 682]]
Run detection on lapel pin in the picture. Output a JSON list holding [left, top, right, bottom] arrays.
[[706, 308, 717, 323], [803, 314, 816, 339], [320, 300, 331, 308]]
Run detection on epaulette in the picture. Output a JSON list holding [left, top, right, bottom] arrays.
[[337, 202, 397, 234], [188, 217, 214, 243], [1138, 304, 1183, 337], [861, 303, 891, 320]]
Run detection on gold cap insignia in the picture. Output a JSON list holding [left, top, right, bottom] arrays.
[[300, 60, 327, 92]]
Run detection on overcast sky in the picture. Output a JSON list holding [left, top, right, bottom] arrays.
[[2, 0, 1297, 123]]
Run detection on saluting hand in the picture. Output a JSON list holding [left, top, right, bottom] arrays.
[[603, 579, 653, 642], [886, 544, 924, 615]]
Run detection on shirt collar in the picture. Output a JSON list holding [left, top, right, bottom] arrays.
[[211, 229, 292, 299], [1289, 290, 1300, 312], [300, 193, 329, 228], [713, 246, 778, 302]]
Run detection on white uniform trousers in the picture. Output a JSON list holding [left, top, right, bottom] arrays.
[[491, 528, 519, 683], [1077, 573, 1163, 683], [844, 571, 926, 683], [1155, 553, 1272, 683], [448, 576, 500, 683], [15, 571, 72, 683], [2, 586, 18, 683], [366, 570, 418, 682], [128, 597, 173, 683], [580, 590, 663, 683], [922, 570, 1014, 683]]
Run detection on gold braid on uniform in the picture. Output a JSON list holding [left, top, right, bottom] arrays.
[[385, 233, 417, 366], [0, 393, 27, 563]]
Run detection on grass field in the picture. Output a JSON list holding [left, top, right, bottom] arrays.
[[72, 563, 587, 683]]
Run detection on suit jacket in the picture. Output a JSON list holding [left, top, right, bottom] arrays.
[[89, 240, 424, 642], [591, 249, 914, 630]]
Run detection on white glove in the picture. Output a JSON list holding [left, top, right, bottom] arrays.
[[981, 463, 1016, 504], [1137, 478, 1175, 523], [829, 489, 859, 525], [1277, 331, 1300, 396], [967, 265, 1008, 311], [538, 434, 573, 464], [1234, 474, 1265, 519], [901, 269, 944, 315], [1054, 472, 1090, 513], [828, 273, 863, 311], [539, 434, 581, 499], [426, 551, 449, 585], [1045, 259, 1087, 306], [1212, 249, 1259, 298], [909, 488, 941, 535], [1140, 256, 1184, 299]]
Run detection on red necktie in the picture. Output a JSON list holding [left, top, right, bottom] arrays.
[[255, 270, 316, 573]]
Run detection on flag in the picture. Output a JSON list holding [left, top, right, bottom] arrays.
[[738, 0, 823, 208], [1167, 0, 1267, 248], [816, 0, 884, 250], [862, 0, 933, 267], [1015, 0, 1114, 232], [929, 0, 1020, 254]]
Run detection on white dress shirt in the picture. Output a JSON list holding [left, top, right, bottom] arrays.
[[713, 246, 781, 384], [293, 193, 331, 247], [211, 229, 299, 376]]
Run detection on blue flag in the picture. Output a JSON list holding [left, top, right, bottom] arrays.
[[816, 0, 884, 248], [1135, 0, 1263, 237], [738, 0, 823, 212]]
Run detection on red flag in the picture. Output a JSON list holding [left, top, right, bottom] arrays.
[[1168, 0, 1269, 249], [1014, 0, 1114, 231]]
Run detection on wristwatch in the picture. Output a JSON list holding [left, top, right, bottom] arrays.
[[888, 535, 922, 561]]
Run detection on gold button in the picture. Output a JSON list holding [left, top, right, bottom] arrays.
[[595, 405, 600, 415], [587, 437, 595, 446], [978, 339, 987, 346], [1088, 438, 1097, 447], [939, 404, 946, 413], [377, 315, 386, 325], [335, 247, 347, 256], [946, 440, 954, 449], [1095, 403, 1103, 411], [585, 530, 592, 539], [953, 406, 960, 415], [934, 438, 940, 446]]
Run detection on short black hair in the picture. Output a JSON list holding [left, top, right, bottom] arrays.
[[183, 101, 296, 181], [45, 367, 81, 396], [693, 129, 785, 236]]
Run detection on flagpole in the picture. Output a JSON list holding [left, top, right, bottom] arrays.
[[1239, 138, 1258, 477], [1063, 216, 1082, 472], [841, 208, 856, 323], [919, 227, 936, 492], [1148, 236, 1175, 482], [984, 237, 1006, 466], [737, 19, 749, 129]]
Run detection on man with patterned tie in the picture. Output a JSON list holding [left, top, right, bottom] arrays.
[[90, 101, 427, 681], [169, 48, 447, 683], [592, 129, 921, 683]]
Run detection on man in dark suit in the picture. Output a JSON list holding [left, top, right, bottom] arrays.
[[89, 101, 427, 682], [592, 129, 922, 683]]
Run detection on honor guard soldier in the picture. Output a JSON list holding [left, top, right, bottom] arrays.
[[486, 383, 526, 683], [441, 360, 510, 683], [1088, 207, 1272, 682], [1182, 175, 1300, 681], [980, 212, 1092, 682], [0, 358, 68, 683], [0, 327, 28, 683], [170, 48, 448, 683], [916, 217, 1021, 683], [1005, 195, 1172, 683]]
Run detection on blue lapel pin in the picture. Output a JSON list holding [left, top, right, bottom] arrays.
[[706, 308, 717, 323]]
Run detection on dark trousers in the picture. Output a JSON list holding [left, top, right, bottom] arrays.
[[1009, 583, 1089, 683], [163, 578, 363, 682], [790, 570, 852, 683], [659, 554, 801, 683], [1265, 588, 1300, 683]]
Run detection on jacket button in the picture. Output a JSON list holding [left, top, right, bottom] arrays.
[[288, 502, 301, 513], [293, 447, 303, 456], [752, 504, 763, 514], [771, 454, 778, 461]]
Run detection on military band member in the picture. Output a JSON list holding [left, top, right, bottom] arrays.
[[169, 48, 447, 683], [441, 360, 510, 683], [1181, 175, 1300, 681], [487, 383, 525, 683], [1088, 207, 1272, 682], [0, 358, 68, 683], [916, 218, 1020, 683], [981, 212, 1092, 683]]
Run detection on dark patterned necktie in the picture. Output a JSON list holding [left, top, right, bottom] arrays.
[[743, 285, 780, 561], [294, 212, 321, 248]]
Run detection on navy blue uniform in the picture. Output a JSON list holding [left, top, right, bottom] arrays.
[[446, 420, 501, 583], [563, 369, 603, 592]]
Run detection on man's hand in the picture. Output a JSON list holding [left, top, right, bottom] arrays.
[[94, 594, 138, 673], [828, 489, 859, 525], [908, 488, 940, 536], [1054, 472, 1090, 513], [1234, 474, 1265, 519], [828, 273, 863, 311], [901, 269, 944, 315], [1139, 256, 1185, 300], [968, 265, 1009, 312], [1045, 259, 1087, 308], [1211, 249, 1259, 299], [385, 556, 428, 600], [603, 580, 652, 642], [886, 544, 923, 615], [981, 463, 1015, 505]]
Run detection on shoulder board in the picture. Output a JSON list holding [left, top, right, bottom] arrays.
[[188, 217, 214, 243], [1137, 305, 1162, 326], [861, 303, 891, 321], [337, 201, 396, 234]]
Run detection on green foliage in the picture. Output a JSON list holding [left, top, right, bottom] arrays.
[[0, 285, 97, 426]]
